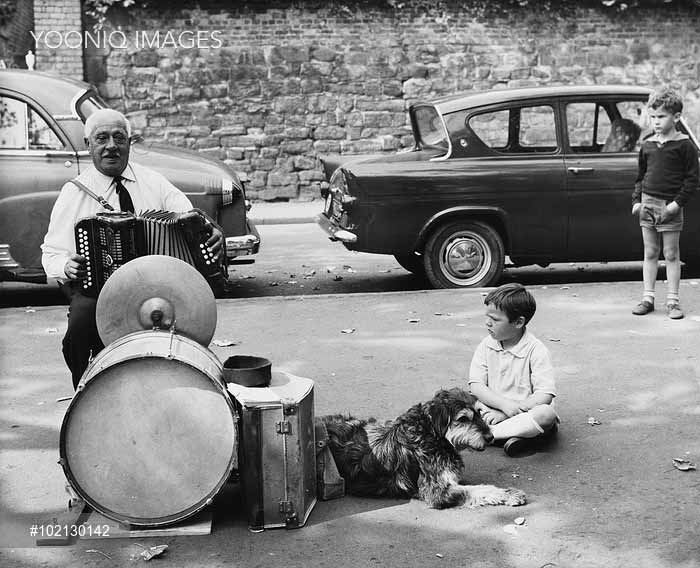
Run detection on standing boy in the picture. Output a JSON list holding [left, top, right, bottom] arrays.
[[632, 89, 699, 320], [468, 283, 558, 457]]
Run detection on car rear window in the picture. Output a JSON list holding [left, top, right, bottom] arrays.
[[469, 105, 558, 154], [413, 105, 449, 152], [565, 100, 648, 154]]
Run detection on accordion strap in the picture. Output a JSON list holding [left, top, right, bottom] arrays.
[[70, 178, 115, 212]]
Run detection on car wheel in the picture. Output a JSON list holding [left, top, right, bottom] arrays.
[[424, 221, 505, 289], [394, 253, 425, 276]]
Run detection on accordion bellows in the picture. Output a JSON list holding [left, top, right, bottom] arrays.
[[75, 210, 227, 296]]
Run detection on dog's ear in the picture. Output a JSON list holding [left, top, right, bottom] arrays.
[[428, 399, 452, 436]]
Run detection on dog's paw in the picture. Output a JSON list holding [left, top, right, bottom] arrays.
[[504, 487, 527, 507]]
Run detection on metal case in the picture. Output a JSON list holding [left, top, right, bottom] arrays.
[[228, 371, 316, 530]]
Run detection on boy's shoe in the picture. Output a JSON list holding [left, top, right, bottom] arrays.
[[503, 437, 532, 457], [632, 300, 654, 315], [666, 303, 684, 320]]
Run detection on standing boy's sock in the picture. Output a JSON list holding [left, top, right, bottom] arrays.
[[642, 290, 655, 303], [666, 292, 680, 305]]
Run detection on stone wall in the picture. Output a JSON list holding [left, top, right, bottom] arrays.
[[0, 0, 34, 68], [41, 1, 700, 200], [33, 0, 82, 76]]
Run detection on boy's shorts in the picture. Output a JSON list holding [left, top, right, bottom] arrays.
[[639, 193, 684, 232]]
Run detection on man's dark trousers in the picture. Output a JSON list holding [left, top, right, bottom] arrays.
[[60, 282, 105, 389]]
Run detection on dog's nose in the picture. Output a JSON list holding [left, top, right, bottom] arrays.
[[484, 429, 494, 444]]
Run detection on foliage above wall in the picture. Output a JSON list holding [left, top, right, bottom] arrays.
[[84, 0, 700, 27]]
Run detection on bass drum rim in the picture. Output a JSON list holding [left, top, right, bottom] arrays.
[[59, 331, 236, 527]]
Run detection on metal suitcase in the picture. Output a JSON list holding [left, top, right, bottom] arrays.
[[228, 371, 317, 531]]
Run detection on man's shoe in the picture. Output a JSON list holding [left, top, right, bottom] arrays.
[[632, 300, 654, 315], [667, 303, 684, 320]]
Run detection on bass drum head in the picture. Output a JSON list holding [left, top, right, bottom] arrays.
[[60, 334, 235, 527]]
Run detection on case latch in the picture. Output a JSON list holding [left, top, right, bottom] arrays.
[[276, 420, 292, 434]]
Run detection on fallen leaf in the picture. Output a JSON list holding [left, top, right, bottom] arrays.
[[333, 275, 343, 281], [435, 553, 444, 558], [503, 524, 518, 535], [287, 280, 298, 284], [548, 338, 561, 342], [25, 308, 36, 313], [212, 339, 239, 347], [46, 328, 58, 334], [269, 282, 279, 286], [140, 545, 168, 561], [408, 318, 420, 323], [560, 286, 570, 290], [672, 458, 696, 471], [514, 517, 526, 525], [340, 328, 356, 334], [86, 549, 111, 559], [587, 417, 601, 426], [326, 265, 336, 273], [56, 396, 72, 403]]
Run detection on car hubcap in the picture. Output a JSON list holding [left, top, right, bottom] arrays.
[[440, 231, 491, 285]]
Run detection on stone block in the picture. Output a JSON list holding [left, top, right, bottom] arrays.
[[314, 125, 346, 140], [298, 169, 325, 182], [293, 155, 316, 170], [258, 185, 299, 200], [312, 46, 338, 62], [133, 50, 159, 67], [280, 140, 314, 154], [267, 171, 299, 186], [313, 140, 341, 153], [126, 110, 149, 132]]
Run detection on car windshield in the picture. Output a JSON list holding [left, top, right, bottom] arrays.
[[413, 105, 449, 152]]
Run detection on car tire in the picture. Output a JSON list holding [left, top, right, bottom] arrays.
[[394, 253, 426, 276], [424, 220, 505, 289]]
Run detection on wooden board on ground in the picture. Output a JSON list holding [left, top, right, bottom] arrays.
[[81, 508, 212, 539]]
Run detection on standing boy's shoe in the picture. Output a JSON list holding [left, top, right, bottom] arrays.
[[632, 300, 654, 315], [666, 303, 684, 320]]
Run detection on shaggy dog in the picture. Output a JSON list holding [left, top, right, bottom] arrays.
[[319, 388, 526, 509]]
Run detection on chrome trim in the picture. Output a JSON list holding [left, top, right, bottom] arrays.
[[315, 213, 357, 244], [225, 234, 260, 256], [68, 88, 89, 120], [0, 245, 19, 269], [430, 108, 453, 161]]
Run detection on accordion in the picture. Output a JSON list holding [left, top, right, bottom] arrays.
[[74, 209, 228, 297]]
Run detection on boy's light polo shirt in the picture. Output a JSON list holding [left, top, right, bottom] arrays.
[[468, 331, 556, 401]]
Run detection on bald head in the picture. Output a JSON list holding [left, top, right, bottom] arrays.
[[84, 109, 132, 177], [84, 109, 131, 140]]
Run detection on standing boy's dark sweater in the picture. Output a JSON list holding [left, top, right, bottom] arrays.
[[633, 136, 699, 207]]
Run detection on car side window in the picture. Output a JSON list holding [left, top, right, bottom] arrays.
[[0, 95, 64, 151], [468, 105, 557, 154], [566, 101, 645, 154]]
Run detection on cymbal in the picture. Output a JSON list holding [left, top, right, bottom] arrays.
[[96, 255, 217, 346]]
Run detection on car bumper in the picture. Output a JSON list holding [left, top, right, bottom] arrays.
[[315, 213, 357, 244]]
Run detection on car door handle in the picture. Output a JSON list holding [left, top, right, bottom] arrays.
[[568, 167, 594, 174]]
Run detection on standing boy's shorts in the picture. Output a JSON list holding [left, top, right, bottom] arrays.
[[639, 193, 684, 232]]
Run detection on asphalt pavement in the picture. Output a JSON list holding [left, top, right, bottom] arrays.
[[1, 277, 700, 567]]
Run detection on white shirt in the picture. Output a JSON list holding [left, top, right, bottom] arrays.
[[41, 162, 193, 280], [468, 331, 556, 402]]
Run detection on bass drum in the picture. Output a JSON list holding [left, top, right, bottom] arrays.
[[59, 330, 236, 527]]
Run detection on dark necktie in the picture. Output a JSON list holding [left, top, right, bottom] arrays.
[[114, 176, 134, 213]]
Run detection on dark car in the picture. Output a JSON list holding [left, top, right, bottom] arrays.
[[316, 85, 700, 288], [0, 70, 259, 284]]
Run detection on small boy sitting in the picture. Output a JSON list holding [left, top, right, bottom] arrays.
[[468, 283, 558, 456]]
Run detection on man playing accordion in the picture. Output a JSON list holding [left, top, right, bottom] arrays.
[[41, 109, 224, 388]]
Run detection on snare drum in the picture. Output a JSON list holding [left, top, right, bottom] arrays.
[[59, 330, 236, 527]]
